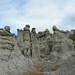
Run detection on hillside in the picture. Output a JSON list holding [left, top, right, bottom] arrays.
[[0, 25, 75, 75]]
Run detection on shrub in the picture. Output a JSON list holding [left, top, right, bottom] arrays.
[[50, 62, 59, 71], [19, 64, 43, 75], [69, 34, 75, 41]]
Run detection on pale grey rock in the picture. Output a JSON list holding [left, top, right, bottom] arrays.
[[70, 29, 75, 34], [49, 26, 75, 63], [23, 24, 30, 31], [0, 25, 75, 75], [17, 29, 23, 43], [4, 26, 10, 33], [0, 29, 12, 36], [0, 35, 34, 75], [51, 56, 75, 75], [31, 28, 40, 58]]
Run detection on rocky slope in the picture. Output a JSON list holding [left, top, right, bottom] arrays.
[[0, 36, 35, 75], [51, 55, 75, 75], [0, 25, 75, 75]]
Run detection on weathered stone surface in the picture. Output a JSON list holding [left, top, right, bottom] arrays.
[[49, 26, 74, 63], [0, 36, 34, 75], [23, 24, 30, 31], [0, 25, 75, 75], [51, 56, 75, 75], [4, 26, 10, 33], [16, 25, 75, 61]]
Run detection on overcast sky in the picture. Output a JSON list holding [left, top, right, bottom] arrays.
[[0, 0, 75, 35]]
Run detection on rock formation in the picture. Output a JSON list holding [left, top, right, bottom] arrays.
[[17, 25, 75, 62], [0, 25, 75, 75]]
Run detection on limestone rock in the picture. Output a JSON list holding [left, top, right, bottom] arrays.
[[0, 36, 34, 75], [23, 25, 30, 31], [0, 25, 75, 75], [4, 26, 10, 33]]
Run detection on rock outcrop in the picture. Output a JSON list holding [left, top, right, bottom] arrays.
[[0, 25, 75, 75], [0, 26, 34, 75]]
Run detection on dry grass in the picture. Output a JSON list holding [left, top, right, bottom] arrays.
[[50, 62, 59, 71], [19, 64, 43, 75]]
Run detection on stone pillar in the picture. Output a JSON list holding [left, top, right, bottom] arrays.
[[4, 26, 10, 33], [17, 29, 23, 43], [23, 25, 31, 57], [31, 28, 40, 58]]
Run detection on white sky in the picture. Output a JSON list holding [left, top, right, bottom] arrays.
[[0, 0, 75, 35]]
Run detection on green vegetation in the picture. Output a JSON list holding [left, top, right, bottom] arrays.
[[69, 34, 75, 41]]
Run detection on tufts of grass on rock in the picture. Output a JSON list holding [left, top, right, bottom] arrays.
[[50, 62, 60, 71], [19, 64, 43, 75]]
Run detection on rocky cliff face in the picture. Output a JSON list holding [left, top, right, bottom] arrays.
[[0, 25, 75, 75], [0, 26, 34, 75]]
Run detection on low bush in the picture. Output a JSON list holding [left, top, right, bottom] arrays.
[[69, 34, 75, 41], [19, 64, 43, 75], [50, 62, 59, 71]]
